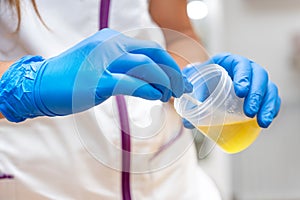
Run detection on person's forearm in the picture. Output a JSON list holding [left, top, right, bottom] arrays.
[[149, 0, 209, 69], [0, 60, 14, 119], [164, 28, 209, 69]]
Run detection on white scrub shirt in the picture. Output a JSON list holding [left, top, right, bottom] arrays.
[[0, 0, 221, 199]]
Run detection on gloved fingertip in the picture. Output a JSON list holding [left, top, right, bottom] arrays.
[[258, 112, 274, 128], [183, 76, 193, 93], [160, 90, 172, 102], [182, 118, 195, 129], [244, 107, 256, 119], [258, 117, 272, 128]]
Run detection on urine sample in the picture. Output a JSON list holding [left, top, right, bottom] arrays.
[[174, 64, 261, 154], [197, 118, 260, 154]]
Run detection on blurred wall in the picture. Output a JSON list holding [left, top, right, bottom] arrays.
[[193, 0, 300, 199], [220, 0, 300, 199]]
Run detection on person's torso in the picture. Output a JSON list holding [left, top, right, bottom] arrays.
[[0, 1, 221, 199], [0, 0, 165, 60]]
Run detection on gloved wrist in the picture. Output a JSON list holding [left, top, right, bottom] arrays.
[[0, 55, 47, 122]]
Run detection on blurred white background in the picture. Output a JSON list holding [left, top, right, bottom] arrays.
[[188, 0, 300, 199]]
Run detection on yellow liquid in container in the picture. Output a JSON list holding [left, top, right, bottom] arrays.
[[197, 118, 261, 154]]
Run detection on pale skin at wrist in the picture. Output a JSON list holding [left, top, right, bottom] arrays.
[[0, 60, 15, 119]]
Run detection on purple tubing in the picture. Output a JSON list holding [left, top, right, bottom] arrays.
[[99, 1, 132, 199], [116, 96, 132, 200], [99, 0, 111, 29], [0, 173, 14, 179]]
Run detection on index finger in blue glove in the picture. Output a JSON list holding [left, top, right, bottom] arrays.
[[212, 53, 252, 98], [96, 70, 162, 101], [106, 53, 172, 102], [124, 38, 185, 98]]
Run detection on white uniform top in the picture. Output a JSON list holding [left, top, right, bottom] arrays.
[[0, 0, 221, 199]]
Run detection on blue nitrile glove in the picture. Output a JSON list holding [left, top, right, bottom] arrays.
[[0, 28, 188, 123], [182, 53, 281, 128]]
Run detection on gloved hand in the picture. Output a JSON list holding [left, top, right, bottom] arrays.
[[0, 28, 189, 122], [182, 53, 281, 128]]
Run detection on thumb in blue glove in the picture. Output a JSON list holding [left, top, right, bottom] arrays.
[[0, 28, 187, 122]]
